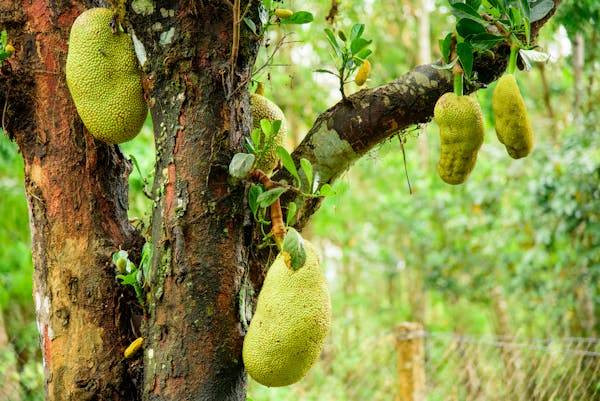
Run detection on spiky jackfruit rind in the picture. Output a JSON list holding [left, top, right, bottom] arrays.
[[66, 8, 147, 144], [243, 241, 331, 387], [492, 74, 534, 159], [250, 93, 288, 173], [434, 93, 484, 185]]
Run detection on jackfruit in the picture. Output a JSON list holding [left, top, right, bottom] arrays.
[[434, 93, 484, 185], [355, 59, 371, 86], [66, 8, 147, 144], [275, 8, 294, 19], [243, 241, 331, 387], [492, 74, 534, 159], [250, 93, 288, 173]]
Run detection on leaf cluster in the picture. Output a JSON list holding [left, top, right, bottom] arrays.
[[318, 24, 373, 98], [438, 0, 554, 79]]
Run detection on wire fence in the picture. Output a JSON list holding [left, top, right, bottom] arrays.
[[2, 326, 600, 401], [423, 332, 600, 401]]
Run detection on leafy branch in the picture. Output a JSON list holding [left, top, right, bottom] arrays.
[[318, 23, 373, 99]]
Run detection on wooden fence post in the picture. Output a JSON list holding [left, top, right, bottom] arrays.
[[396, 322, 426, 401]]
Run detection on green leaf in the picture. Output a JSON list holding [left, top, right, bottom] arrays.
[[530, 0, 553, 22], [350, 37, 372, 55], [248, 184, 263, 216], [286, 202, 298, 226], [338, 30, 347, 42], [354, 48, 372, 61], [350, 24, 365, 41], [0, 30, 7, 48], [117, 271, 138, 286], [315, 68, 339, 77], [466, 0, 482, 10], [457, 18, 487, 38], [280, 11, 314, 25], [324, 28, 342, 58], [519, 48, 550, 71], [282, 228, 306, 271], [519, 0, 531, 19], [140, 242, 153, 284], [440, 33, 453, 63], [271, 120, 282, 136], [261, 0, 273, 10], [257, 187, 286, 208], [276, 146, 300, 184], [319, 183, 335, 197], [457, 42, 474, 77], [450, 2, 484, 21], [259, 119, 272, 136], [467, 33, 505, 51], [229, 153, 256, 179], [244, 137, 255, 154], [312, 172, 321, 194], [244, 18, 257, 35], [300, 158, 313, 191], [250, 128, 261, 148]]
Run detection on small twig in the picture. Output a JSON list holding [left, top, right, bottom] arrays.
[[252, 34, 298, 78], [482, 14, 510, 37], [398, 134, 413, 195], [1, 90, 9, 133]]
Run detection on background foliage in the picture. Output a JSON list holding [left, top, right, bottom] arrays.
[[1, 0, 598, 400]]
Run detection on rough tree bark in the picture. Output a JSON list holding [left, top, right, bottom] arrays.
[[0, 0, 560, 400]]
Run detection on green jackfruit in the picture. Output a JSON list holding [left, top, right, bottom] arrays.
[[66, 8, 147, 144], [243, 241, 331, 387], [250, 93, 288, 173], [434, 93, 484, 185], [492, 74, 534, 159]]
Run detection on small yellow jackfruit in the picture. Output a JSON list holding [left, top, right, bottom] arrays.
[[434, 93, 484, 185], [275, 8, 294, 19], [250, 93, 288, 173], [492, 74, 534, 159], [5, 44, 15, 56], [124, 337, 143, 359], [66, 8, 147, 144], [243, 241, 331, 387], [355, 60, 371, 86]]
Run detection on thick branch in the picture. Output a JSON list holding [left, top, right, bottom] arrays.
[[276, 0, 560, 228]]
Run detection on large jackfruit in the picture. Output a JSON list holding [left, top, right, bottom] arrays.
[[492, 74, 534, 159], [434, 93, 484, 185], [66, 8, 147, 144], [243, 241, 331, 387], [250, 93, 288, 173]]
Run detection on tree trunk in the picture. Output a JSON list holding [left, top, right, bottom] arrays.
[[128, 3, 261, 400], [1, 1, 143, 400]]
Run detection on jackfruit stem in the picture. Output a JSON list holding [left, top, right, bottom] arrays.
[[250, 170, 287, 247], [508, 45, 519, 75], [256, 82, 265, 96], [453, 70, 464, 97]]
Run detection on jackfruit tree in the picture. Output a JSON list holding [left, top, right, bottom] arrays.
[[0, 1, 561, 400]]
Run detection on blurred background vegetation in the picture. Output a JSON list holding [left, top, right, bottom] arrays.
[[1, 0, 599, 400]]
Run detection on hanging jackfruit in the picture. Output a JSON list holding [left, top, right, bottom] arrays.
[[243, 241, 331, 387], [492, 74, 534, 159], [250, 93, 288, 173], [66, 8, 147, 144], [434, 93, 484, 185]]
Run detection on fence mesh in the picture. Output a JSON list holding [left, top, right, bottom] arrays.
[[420, 332, 600, 401], [2, 329, 600, 400]]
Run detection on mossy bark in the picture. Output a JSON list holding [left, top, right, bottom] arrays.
[[129, 2, 260, 400]]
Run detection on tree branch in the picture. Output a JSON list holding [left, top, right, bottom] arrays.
[[275, 0, 561, 229]]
